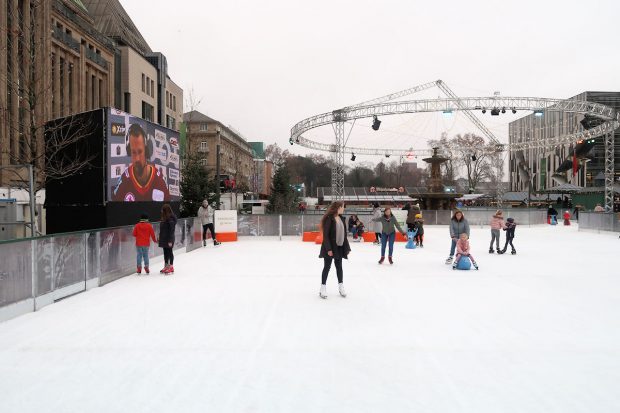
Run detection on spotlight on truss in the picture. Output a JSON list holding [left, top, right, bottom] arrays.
[[372, 115, 381, 131], [534, 110, 544, 117], [491, 108, 500, 116], [351, 153, 356, 161]]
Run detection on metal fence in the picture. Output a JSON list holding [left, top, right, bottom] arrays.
[[578, 212, 620, 233], [0, 218, 202, 323]]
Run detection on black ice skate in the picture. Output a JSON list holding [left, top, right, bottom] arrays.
[[213, 239, 221, 246], [489, 248, 494, 254], [511, 249, 517, 255]]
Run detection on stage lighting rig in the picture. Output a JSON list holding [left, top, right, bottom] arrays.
[[372, 115, 381, 131]]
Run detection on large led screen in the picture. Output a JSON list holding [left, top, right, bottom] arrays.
[[107, 108, 181, 202]]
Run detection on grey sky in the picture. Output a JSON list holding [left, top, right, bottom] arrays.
[[121, 0, 620, 162]]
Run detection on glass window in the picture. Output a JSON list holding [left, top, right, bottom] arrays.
[[200, 141, 208, 150], [151, 80, 154, 98]]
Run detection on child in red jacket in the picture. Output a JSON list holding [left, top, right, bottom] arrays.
[[132, 213, 157, 274]]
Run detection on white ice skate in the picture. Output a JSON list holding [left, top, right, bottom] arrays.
[[319, 284, 327, 299], [445, 256, 453, 265], [338, 283, 347, 298]]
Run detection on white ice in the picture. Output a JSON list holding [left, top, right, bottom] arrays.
[[0, 225, 619, 413]]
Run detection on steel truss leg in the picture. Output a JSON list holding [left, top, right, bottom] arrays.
[[331, 121, 345, 202], [604, 131, 615, 212]]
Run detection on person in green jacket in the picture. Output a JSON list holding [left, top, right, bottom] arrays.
[[372, 207, 406, 264]]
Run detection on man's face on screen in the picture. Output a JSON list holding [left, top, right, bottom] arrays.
[[129, 134, 147, 176]]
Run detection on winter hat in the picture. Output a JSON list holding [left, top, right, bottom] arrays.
[[373, 202, 380, 208], [415, 214, 422, 219], [507, 217, 514, 223]]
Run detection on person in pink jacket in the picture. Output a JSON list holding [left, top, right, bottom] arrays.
[[453, 233, 479, 270], [489, 209, 505, 254]]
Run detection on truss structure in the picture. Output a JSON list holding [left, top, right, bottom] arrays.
[[291, 82, 619, 203]]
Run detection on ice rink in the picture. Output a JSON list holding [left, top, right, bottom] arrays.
[[1, 224, 619, 412]]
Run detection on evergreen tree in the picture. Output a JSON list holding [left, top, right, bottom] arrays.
[[269, 162, 297, 213], [179, 154, 219, 217]]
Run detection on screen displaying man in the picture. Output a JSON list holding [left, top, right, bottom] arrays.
[[112, 123, 170, 202]]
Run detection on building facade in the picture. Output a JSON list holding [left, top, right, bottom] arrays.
[[248, 142, 273, 197], [509, 91, 620, 192], [184, 111, 255, 190], [0, 0, 116, 187], [82, 0, 183, 131]]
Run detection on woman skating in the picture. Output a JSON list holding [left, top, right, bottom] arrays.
[[318, 202, 351, 299], [372, 207, 406, 264]]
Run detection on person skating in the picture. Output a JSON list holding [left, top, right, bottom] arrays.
[[414, 213, 424, 247], [318, 202, 351, 299], [369, 203, 382, 245], [563, 210, 571, 226], [159, 204, 177, 275], [445, 209, 470, 264], [197, 199, 220, 246], [352, 218, 365, 242], [372, 207, 406, 264], [501, 217, 517, 254], [132, 213, 156, 274], [406, 203, 421, 231], [452, 233, 479, 270], [489, 210, 505, 254]]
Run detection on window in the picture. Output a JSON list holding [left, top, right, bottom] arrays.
[[145, 76, 149, 95], [200, 141, 208, 151], [166, 91, 169, 108], [142, 74, 145, 92], [124, 92, 131, 112], [200, 158, 208, 166], [99, 79, 104, 107], [142, 101, 154, 122], [151, 80, 154, 98], [173, 95, 176, 111], [200, 123, 208, 131]]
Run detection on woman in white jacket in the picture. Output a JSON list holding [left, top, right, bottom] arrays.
[[368, 203, 382, 245], [197, 200, 220, 246]]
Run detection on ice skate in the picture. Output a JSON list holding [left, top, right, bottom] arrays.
[[489, 248, 494, 254], [338, 283, 347, 298], [511, 249, 517, 255], [496, 248, 502, 254], [445, 256, 453, 265], [473, 261, 479, 270], [137, 266, 142, 274], [203, 240, 206, 247], [213, 239, 221, 246], [319, 284, 327, 299], [373, 240, 380, 245], [452, 261, 457, 270], [144, 266, 150, 274], [497, 249, 505, 255], [160, 266, 167, 274], [378, 256, 385, 264], [388, 256, 393, 264]]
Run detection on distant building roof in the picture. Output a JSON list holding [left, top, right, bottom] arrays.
[[81, 0, 152, 55]]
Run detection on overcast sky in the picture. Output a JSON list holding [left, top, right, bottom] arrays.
[[121, 0, 620, 163]]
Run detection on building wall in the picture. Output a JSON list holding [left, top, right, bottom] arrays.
[[119, 46, 158, 122], [186, 119, 255, 189], [509, 91, 620, 192], [164, 77, 183, 131]]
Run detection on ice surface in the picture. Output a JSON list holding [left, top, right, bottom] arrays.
[[0, 225, 619, 413]]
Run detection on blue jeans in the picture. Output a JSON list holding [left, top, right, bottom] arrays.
[[381, 232, 396, 257], [449, 238, 457, 257], [136, 246, 149, 267]]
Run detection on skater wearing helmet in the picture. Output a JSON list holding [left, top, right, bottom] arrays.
[[501, 217, 517, 254], [318, 202, 351, 299], [372, 207, 406, 264], [445, 209, 470, 265], [489, 210, 505, 254], [414, 213, 425, 247]]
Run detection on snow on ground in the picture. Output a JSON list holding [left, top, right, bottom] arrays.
[[0, 225, 619, 413]]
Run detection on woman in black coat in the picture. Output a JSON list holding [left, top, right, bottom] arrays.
[[158, 203, 177, 275], [319, 201, 351, 299]]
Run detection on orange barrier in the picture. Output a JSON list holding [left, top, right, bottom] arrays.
[[395, 232, 407, 242], [217, 232, 238, 242], [315, 233, 323, 244], [362, 232, 376, 242], [303, 231, 319, 242]]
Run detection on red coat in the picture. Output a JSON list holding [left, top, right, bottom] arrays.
[[133, 221, 157, 247], [563, 211, 571, 220]]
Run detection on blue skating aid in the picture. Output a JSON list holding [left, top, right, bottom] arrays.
[[456, 256, 472, 270], [550, 216, 557, 225], [405, 230, 417, 249]]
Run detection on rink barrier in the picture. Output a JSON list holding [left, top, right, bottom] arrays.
[[238, 209, 547, 237], [577, 212, 620, 233], [0, 217, 202, 323]]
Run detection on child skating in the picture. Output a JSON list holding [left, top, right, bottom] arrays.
[[414, 213, 424, 247], [132, 213, 157, 274], [489, 210, 505, 253], [372, 207, 406, 264], [501, 217, 517, 254], [453, 233, 479, 270]]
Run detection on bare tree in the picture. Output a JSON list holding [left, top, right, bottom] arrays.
[[0, 1, 95, 191]]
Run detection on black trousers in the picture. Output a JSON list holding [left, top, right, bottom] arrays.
[[202, 223, 216, 240], [502, 237, 515, 251], [375, 232, 381, 241], [322, 246, 344, 285], [163, 247, 174, 265]]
